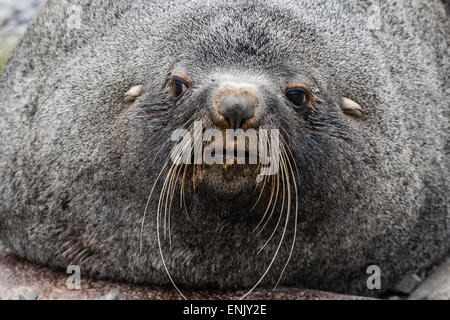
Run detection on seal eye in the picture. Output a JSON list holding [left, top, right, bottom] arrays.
[[285, 87, 311, 110], [172, 78, 189, 100]]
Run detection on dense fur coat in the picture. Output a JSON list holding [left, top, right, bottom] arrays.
[[0, 0, 448, 296]]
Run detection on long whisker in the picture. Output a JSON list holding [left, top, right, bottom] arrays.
[[166, 139, 192, 246], [139, 118, 196, 253], [156, 188, 187, 300], [275, 144, 299, 288], [161, 162, 175, 241], [167, 163, 185, 243], [258, 148, 286, 253], [250, 171, 268, 212], [161, 140, 189, 240], [253, 172, 280, 238], [140, 154, 172, 253], [163, 163, 179, 245], [140, 114, 204, 301], [252, 136, 279, 234], [180, 163, 190, 217], [240, 145, 291, 300]]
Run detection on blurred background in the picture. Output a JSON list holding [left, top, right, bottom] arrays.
[[0, 0, 44, 72]]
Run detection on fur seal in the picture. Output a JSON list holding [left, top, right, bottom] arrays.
[[0, 0, 448, 297]]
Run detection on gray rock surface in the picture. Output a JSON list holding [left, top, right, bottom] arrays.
[[97, 291, 122, 300], [392, 273, 423, 295], [0, 245, 371, 300], [0, 0, 44, 43], [409, 257, 450, 300], [18, 289, 39, 300]]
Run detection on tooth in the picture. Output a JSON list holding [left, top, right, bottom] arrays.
[[124, 85, 144, 103], [341, 97, 363, 117]]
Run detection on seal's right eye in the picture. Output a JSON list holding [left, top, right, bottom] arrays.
[[285, 86, 311, 111], [172, 78, 189, 100]]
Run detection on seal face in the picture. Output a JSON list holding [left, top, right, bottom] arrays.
[[0, 0, 448, 297]]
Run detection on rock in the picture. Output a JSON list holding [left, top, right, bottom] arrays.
[[0, 0, 45, 43], [0, 6, 14, 26], [17, 10, 36, 25], [392, 274, 422, 295], [98, 291, 122, 300], [18, 289, 39, 300], [409, 257, 450, 300], [0, 249, 371, 300]]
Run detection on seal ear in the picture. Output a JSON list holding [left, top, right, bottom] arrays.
[[124, 85, 144, 103], [341, 97, 363, 118]]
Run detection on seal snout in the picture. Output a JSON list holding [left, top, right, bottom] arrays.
[[218, 95, 255, 130], [213, 84, 260, 130]]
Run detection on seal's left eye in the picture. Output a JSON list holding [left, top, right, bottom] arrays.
[[285, 87, 311, 110], [172, 78, 189, 100]]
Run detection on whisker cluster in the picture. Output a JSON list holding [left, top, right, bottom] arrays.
[[139, 121, 300, 300]]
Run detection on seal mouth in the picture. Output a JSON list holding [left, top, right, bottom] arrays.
[[192, 141, 267, 197], [209, 148, 261, 165], [180, 135, 277, 198], [204, 137, 271, 165], [192, 161, 260, 199]]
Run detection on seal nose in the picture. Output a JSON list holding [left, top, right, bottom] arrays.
[[218, 95, 255, 130]]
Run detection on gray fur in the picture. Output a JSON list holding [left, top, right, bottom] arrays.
[[0, 0, 448, 296]]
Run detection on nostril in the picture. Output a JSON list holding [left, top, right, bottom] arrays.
[[218, 95, 255, 130]]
